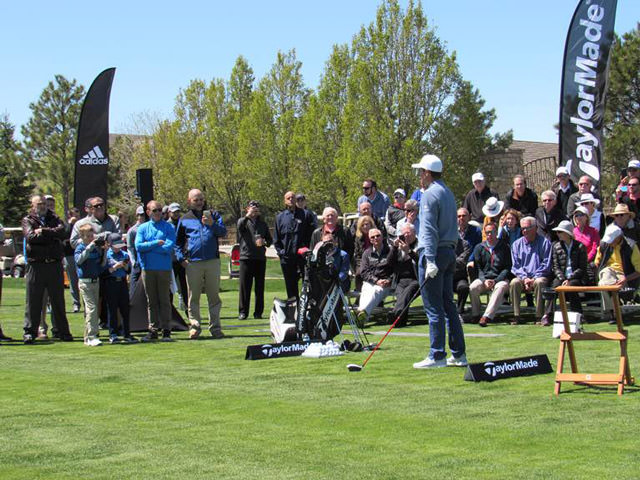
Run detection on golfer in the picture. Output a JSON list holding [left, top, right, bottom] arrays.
[[412, 155, 467, 368]]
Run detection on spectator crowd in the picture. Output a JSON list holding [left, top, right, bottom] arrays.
[[3, 156, 640, 347]]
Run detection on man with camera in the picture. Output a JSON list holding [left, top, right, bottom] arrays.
[[176, 189, 227, 339], [237, 200, 272, 320]]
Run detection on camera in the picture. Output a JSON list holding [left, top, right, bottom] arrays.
[[94, 237, 105, 247], [399, 234, 406, 242]]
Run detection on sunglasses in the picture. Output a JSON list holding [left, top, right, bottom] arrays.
[[521, 226, 534, 231], [573, 213, 585, 218], [150, 208, 162, 213], [370, 234, 381, 239], [91, 203, 105, 209], [629, 183, 640, 187], [362, 187, 371, 191], [578, 183, 590, 186]]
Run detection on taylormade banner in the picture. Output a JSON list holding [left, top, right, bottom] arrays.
[[559, 0, 617, 188], [73, 67, 116, 211]]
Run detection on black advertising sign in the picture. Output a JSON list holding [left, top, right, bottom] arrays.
[[245, 341, 310, 360], [73, 67, 116, 211], [464, 354, 553, 382], [559, 0, 617, 188]]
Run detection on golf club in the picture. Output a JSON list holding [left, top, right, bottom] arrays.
[[347, 276, 428, 372]]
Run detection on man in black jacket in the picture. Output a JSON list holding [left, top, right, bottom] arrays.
[[469, 222, 512, 327], [237, 200, 272, 320], [543, 220, 588, 322], [462, 172, 499, 223], [535, 190, 567, 242], [22, 195, 73, 343], [274, 191, 315, 299], [504, 175, 538, 218]]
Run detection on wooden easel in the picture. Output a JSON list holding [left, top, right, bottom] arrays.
[[554, 285, 634, 395]]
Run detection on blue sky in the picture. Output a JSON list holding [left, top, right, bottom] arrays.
[[2, 1, 638, 142]]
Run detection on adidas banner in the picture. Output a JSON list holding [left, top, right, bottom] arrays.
[[73, 67, 116, 211], [559, 0, 617, 188], [245, 341, 310, 360], [464, 354, 553, 382]]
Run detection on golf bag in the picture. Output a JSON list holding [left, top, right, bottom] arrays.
[[270, 297, 297, 343], [296, 242, 345, 341]]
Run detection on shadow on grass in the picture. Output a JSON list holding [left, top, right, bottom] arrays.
[[559, 384, 640, 395]]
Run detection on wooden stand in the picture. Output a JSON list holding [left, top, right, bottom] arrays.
[[554, 285, 634, 395]]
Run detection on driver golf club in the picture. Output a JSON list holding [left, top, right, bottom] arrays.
[[347, 277, 428, 372]]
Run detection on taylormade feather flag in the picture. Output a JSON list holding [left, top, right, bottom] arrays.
[[73, 67, 116, 211], [559, 0, 617, 188]]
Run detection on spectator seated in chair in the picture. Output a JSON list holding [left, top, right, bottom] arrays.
[[595, 224, 640, 324], [542, 220, 588, 322], [469, 222, 512, 327], [509, 216, 552, 326], [355, 228, 393, 325]]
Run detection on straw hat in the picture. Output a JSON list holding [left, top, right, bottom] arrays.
[[609, 203, 636, 219]]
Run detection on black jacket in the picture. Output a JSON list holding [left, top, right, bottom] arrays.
[[22, 210, 66, 262], [552, 180, 578, 216], [535, 206, 567, 242], [388, 241, 418, 281], [504, 187, 538, 217], [454, 237, 471, 282], [551, 240, 588, 283], [360, 243, 393, 285], [273, 207, 313, 261], [310, 224, 353, 260], [473, 240, 512, 283], [463, 187, 499, 223], [236, 216, 272, 260]]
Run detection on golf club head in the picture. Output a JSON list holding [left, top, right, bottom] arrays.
[[347, 363, 363, 372]]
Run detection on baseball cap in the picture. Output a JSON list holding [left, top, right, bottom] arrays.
[[471, 172, 485, 183], [168, 202, 181, 213], [556, 166, 570, 176], [135, 206, 144, 215], [393, 188, 406, 197], [628, 159, 640, 169], [108, 233, 126, 248], [411, 154, 443, 173]]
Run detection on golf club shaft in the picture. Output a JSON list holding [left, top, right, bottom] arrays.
[[360, 276, 428, 369]]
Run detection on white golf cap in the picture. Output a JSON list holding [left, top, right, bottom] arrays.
[[393, 188, 406, 197], [411, 154, 443, 173], [628, 159, 640, 169], [168, 202, 181, 212], [471, 172, 485, 183], [556, 166, 570, 176], [602, 224, 623, 244]]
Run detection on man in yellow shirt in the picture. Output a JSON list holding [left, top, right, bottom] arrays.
[[595, 224, 640, 323]]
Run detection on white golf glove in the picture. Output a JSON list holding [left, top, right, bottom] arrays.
[[425, 261, 438, 279]]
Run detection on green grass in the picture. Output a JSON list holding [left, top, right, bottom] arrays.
[[1, 267, 640, 479]]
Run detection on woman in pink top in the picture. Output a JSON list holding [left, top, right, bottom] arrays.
[[573, 206, 600, 284]]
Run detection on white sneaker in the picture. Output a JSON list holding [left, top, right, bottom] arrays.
[[446, 354, 468, 367], [413, 357, 446, 369], [84, 337, 102, 347]]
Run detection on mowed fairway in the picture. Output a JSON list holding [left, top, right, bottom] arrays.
[[1, 269, 640, 479]]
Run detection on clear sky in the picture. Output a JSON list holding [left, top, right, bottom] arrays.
[[2, 1, 638, 143]]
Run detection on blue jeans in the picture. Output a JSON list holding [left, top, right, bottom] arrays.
[[419, 247, 466, 361]]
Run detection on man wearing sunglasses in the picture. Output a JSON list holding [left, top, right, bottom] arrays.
[[551, 166, 577, 217], [70, 196, 120, 249], [566, 175, 602, 217], [357, 179, 390, 220], [136, 200, 176, 341]]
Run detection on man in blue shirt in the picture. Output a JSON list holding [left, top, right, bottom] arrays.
[[509, 216, 552, 325], [412, 155, 467, 369], [175, 189, 227, 340], [357, 179, 390, 220], [136, 200, 176, 341]]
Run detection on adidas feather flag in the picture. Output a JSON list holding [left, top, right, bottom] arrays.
[[73, 68, 116, 211]]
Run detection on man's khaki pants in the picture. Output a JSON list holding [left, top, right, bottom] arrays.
[[469, 279, 509, 319], [509, 276, 549, 317], [186, 258, 222, 335]]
